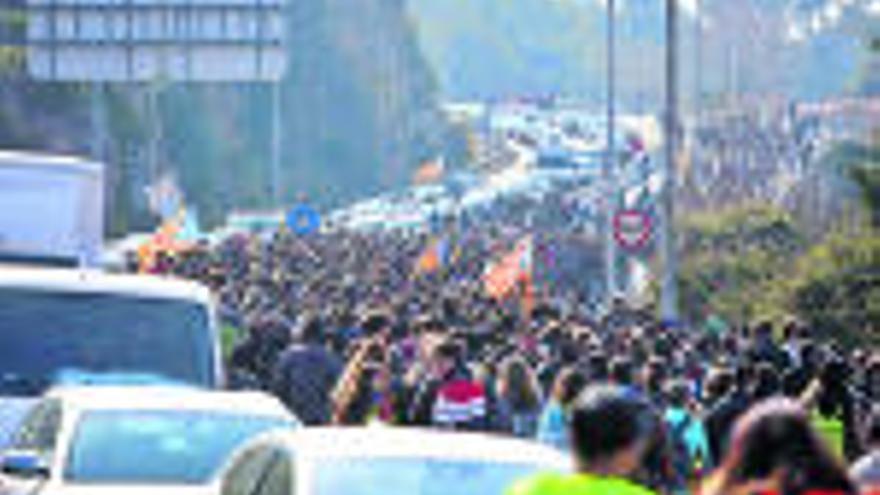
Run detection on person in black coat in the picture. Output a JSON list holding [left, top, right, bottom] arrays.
[[271, 314, 343, 425]]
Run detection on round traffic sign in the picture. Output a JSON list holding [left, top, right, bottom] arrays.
[[613, 209, 652, 250], [286, 204, 321, 235]]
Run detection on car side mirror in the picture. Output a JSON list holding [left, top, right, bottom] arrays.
[[0, 450, 50, 479]]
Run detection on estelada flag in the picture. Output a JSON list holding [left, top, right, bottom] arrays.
[[137, 207, 195, 273], [413, 156, 445, 184], [483, 236, 532, 300], [414, 237, 447, 275]]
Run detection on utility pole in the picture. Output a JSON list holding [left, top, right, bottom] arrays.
[[604, 0, 618, 305], [660, 0, 679, 321]]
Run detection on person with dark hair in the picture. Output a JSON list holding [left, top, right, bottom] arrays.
[[804, 357, 862, 461], [407, 338, 488, 429], [360, 311, 392, 339], [511, 385, 658, 495], [587, 352, 610, 382], [703, 367, 735, 408], [784, 339, 821, 397], [751, 362, 782, 401], [781, 320, 803, 367], [229, 313, 292, 387], [858, 357, 880, 442], [663, 380, 712, 484], [611, 357, 635, 389], [536, 366, 586, 450], [640, 358, 669, 406], [495, 355, 544, 437], [331, 338, 398, 425], [704, 364, 752, 467], [747, 320, 791, 370], [703, 398, 857, 495], [271, 314, 343, 425], [850, 406, 880, 490]]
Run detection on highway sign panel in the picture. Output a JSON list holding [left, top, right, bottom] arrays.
[[26, 0, 287, 82]]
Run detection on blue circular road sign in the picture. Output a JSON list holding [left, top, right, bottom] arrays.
[[286, 204, 321, 235]]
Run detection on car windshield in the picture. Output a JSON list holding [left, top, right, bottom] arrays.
[[312, 457, 554, 495], [0, 288, 215, 396], [65, 410, 290, 484]]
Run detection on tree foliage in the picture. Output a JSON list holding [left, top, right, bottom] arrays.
[[677, 142, 880, 346]]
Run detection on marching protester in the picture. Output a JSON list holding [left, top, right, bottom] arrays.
[[408, 337, 489, 429], [508, 385, 659, 495], [270, 314, 344, 425], [144, 190, 876, 495], [663, 380, 712, 485], [495, 355, 544, 438], [703, 398, 858, 495], [850, 407, 880, 491], [536, 366, 586, 450]]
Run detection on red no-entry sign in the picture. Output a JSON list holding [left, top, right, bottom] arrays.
[[613, 209, 652, 250]]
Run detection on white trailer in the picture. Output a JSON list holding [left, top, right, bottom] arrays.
[[0, 151, 104, 266]]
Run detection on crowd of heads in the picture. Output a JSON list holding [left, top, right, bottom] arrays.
[[141, 193, 880, 494]]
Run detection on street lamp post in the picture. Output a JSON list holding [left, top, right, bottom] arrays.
[[660, 0, 679, 321], [604, 0, 617, 305]]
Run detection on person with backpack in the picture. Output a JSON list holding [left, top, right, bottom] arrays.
[[663, 380, 712, 492]]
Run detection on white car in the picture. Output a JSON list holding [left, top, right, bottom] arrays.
[[214, 427, 570, 495], [0, 386, 298, 495]]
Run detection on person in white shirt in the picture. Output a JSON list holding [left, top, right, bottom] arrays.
[[851, 406, 880, 490]]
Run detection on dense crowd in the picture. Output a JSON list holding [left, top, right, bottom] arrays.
[[142, 194, 879, 495]]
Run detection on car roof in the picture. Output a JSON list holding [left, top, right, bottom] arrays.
[[252, 427, 569, 467], [0, 266, 212, 305], [0, 151, 103, 176], [44, 386, 293, 419]]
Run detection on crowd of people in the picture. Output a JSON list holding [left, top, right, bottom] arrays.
[[141, 193, 879, 495]]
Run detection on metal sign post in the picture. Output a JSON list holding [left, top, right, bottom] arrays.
[[604, 0, 618, 304], [271, 79, 282, 206], [660, 0, 679, 321]]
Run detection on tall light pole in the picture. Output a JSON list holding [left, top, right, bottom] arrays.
[[660, 0, 679, 321], [604, 0, 618, 306]]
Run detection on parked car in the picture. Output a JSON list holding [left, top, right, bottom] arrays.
[[215, 427, 570, 495], [0, 386, 298, 495]]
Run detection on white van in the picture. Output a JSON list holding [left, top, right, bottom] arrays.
[[0, 152, 104, 267], [0, 266, 224, 448]]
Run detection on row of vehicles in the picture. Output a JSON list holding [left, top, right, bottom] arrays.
[[2, 386, 566, 495], [0, 151, 568, 495]]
